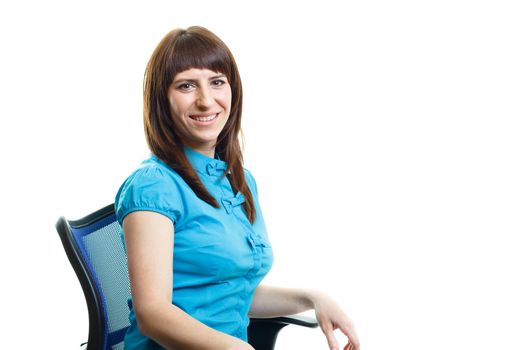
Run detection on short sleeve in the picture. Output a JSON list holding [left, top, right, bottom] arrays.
[[115, 164, 183, 225]]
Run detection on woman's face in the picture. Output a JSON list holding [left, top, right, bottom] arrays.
[[168, 68, 232, 156]]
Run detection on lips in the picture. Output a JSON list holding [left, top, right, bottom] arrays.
[[189, 113, 219, 122]]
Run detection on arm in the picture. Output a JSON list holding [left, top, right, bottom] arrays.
[[249, 284, 315, 318], [123, 211, 254, 350], [249, 285, 360, 350]]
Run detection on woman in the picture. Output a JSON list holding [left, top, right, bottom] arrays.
[[115, 26, 359, 350]]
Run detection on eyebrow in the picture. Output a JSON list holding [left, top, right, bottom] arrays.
[[173, 74, 227, 85]]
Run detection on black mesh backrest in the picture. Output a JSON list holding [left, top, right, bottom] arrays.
[[56, 204, 131, 350]]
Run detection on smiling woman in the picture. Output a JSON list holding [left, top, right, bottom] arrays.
[[168, 69, 232, 157], [116, 26, 360, 350]]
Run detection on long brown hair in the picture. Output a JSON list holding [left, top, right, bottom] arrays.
[[143, 26, 256, 223]]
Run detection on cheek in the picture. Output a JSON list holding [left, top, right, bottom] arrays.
[[221, 90, 233, 112], [169, 96, 188, 119]]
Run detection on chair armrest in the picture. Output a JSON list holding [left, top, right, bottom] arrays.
[[248, 314, 318, 350], [250, 313, 318, 328]]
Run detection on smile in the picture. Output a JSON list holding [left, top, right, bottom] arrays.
[[190, 113, 219, 122]]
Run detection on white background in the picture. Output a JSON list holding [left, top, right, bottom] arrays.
[[1, 0, 524, 349]]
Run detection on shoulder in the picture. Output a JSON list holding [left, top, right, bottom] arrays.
[[243, 167, 259, 197], [243, 167, 255, 183], [127, 156, 180, 182], [118, 156, 186, 197], [115, 156, 186, 224]]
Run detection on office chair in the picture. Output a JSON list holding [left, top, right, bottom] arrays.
[[56, 204, 318, 350]]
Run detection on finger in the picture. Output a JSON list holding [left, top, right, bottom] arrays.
[[344, 341, 358, 350], [323, 329, 340, 350], [319, 319, 339, 350], [340, 324, 360, 350]]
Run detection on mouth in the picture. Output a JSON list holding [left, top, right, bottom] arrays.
[[189, 113, 219, 123]]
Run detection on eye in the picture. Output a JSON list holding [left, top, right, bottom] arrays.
[[176, 82, 195, 91], [211, 79, 227, 87]]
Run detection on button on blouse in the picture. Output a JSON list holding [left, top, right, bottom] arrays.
[[115, 147, 273, 350]]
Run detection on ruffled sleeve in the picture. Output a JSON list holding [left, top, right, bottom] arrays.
[[115, 164, 183, 225]]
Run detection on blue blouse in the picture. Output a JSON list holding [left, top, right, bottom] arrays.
[[115, 147, 273, 349]]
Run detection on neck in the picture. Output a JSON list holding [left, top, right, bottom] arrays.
[[186, 144, 215, 158]]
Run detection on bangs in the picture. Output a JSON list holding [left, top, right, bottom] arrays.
[[167, 33, 232, 83]]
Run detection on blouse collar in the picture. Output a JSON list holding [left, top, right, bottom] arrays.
[[184, 146, 228, 177]]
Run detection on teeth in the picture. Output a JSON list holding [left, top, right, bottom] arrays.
[[192, 114, 217, 122]]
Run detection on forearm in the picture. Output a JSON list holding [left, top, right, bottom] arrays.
[[248, 284, 320, 318], [138, 302, 248, 350]]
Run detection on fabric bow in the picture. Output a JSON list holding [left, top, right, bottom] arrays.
[[206, 161, 228, 176], [221, 192, 245, 214]]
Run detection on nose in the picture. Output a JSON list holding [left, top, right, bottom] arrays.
[[195, 86, 213, 110]]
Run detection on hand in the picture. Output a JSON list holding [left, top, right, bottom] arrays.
[[312, 292, 360, 350]]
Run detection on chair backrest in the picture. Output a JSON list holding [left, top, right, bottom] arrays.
[[56, 204, 131, 350]]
